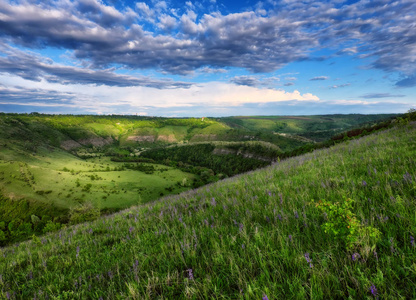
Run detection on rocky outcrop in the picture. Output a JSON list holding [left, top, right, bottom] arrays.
[[190, 134, 218, 142], [60, 140, 82, 150], [61, 136, 114, 150], [157, 134, 177, 143], [126, 135, 155, 142], [78, 136, 114, 147]]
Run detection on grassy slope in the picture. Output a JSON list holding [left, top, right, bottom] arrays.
[[222, 114, 399, 142], [1, 123, 415, 299]]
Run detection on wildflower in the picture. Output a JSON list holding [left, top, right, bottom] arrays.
[[304, 253, 313, 268], [187, 269, 194, 280], [76, 246, 80, 258], [277, 214, 282, 221], [129, 227, 133, 234], [108, 271, 113, 280], [211, 198, 216, 206], [352, 253, 360, 261], [411, 236, 415, 247], [362, 180, 367, 186], [370, 284, 377, 297], [239, 223, 244, 231], [242, 244, 245, 249], [403, 172, 412, 183], [294, 211, 299, 219], [289, 235, 292, 241], [266, 216, 270, 223], [263, 295, 269, 300]]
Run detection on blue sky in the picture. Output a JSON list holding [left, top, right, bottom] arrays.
[[0, 0, 415, 116]]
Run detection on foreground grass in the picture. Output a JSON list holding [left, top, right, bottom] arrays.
[[1, 124, 416, 299]]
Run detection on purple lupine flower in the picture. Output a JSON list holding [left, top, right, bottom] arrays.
[[76, 246, 80, 258], [266, 216, 270, 223], [263, 294, 269, 300], [362, 180, 367, 186], [211, 198, 216, 206], [304, 253, 313, 267], [403, 172, 412, 183], [239, 223, 244, 231], [279, 193, 283, 204], [129, 227, 133, 234], [242, 244, 245, 249], [352, 253, 360, 261], [289, 235, 292, 241], [294, 211, 299, 219], [370, 284, 377, 297], [411, 236, 415, 247], [88, 228, 93, 234], [187, 269, 194, 280], [6, 292, 10, 300], [277, 214, 282, 221]]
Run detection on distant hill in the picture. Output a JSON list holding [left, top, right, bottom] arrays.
[[0, 116, 415, 299], [221, 114, 398, 142]]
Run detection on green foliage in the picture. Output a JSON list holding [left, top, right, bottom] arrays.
[[314, 198, 381, 250], [30, 214, 40, 225], [0, 230, 5, 243], [42, 220, 62, 233], [140, 143, 270, 177], [69, 203, 100, 224]]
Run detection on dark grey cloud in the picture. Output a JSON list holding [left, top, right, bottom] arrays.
[[0, 45, 193, 89], [360, 93, 406, 99], [284, 82, 294, 86], [230, 76, 260, 87], [0, 0, 414, 77], [230, 75, 280, 88], [310, 76, 329, 81], [0, 85, 78, 105], [395, 74, 416, 88]]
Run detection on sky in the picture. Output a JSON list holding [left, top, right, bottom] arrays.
[[0, 0, 415, 116]]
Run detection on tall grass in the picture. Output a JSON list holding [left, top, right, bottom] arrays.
[[1, 124, 415, 299]]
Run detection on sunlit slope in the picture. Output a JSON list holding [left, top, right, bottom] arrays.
[[1, 123, 415, 299], [0, 114, 308, 152]]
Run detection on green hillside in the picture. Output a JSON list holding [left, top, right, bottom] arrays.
[[1, 121, 415, 299], [222, 114, 398, 142]]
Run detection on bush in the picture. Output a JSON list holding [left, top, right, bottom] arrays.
[[313, 198, 381, 250], [42, 221, 61, 233], [69, 203, 100, 224]]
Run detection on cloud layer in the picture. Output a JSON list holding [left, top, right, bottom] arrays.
[[0, 0, 414, 77]]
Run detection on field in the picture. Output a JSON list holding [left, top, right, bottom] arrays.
[[1, 120, 415, 299]]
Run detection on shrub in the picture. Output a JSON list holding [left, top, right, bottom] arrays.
[[69, 203, 100, 224], [313, 198, 381, 250], [42, 221, 61, 233]]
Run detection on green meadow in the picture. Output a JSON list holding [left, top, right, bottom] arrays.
[[1, 120, 415, 299], [0, 148, 195, 208]]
